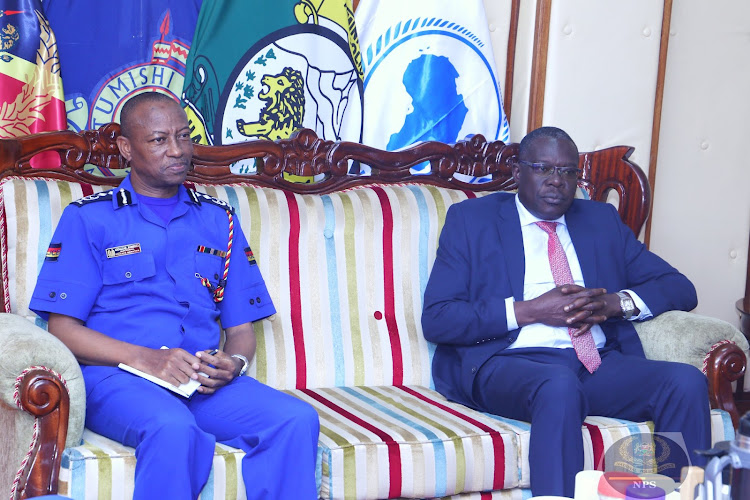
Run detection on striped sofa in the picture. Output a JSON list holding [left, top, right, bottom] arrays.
[[0, 127, 747, 500]]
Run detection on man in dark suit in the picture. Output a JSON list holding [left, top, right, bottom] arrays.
[[421, 126, 710, 497]]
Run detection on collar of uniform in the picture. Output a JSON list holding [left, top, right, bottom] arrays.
[[185, 188, 201, 205], [113, 175, 194, 210], [111, 175, 136, 209], [514, 193, 568, 229]]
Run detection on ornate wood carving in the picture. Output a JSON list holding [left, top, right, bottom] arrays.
[[0, 127, 650, 235], [705, 342, 746, 428], [13, 369, 69, 500]]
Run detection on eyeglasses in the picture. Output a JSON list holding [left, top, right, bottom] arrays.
[[517, 160, 581, 180]]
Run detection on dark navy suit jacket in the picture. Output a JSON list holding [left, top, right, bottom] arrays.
[[421, 193, 697, 409]]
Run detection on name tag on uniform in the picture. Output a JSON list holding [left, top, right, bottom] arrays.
[[106, 243, 141, 259]]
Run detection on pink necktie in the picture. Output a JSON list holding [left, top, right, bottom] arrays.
[[535, 221, 602, 373]]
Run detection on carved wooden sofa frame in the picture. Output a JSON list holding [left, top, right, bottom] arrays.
[[0, 125, 746, 499]]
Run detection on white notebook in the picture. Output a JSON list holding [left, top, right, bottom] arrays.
[[118, 363, 202, 398]]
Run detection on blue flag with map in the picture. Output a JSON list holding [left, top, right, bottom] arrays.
[[43, 1, 200, 134], [181, 0, 363, 175], [356, 0, 510, 179]]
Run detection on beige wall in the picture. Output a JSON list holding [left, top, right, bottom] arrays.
[[650, 1, 750, 326], [480, 0, 749, 327]]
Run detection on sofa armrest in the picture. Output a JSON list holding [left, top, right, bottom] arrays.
[[634, 310, 748, 427], [0, 313, 85, 499]]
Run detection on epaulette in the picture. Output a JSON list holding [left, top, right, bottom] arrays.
[[188, 189, 234, 212], [71, 190, 114, 207]]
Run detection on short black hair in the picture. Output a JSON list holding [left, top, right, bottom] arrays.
[[518, 126, 577, 159], [118, 92, 178, 138]]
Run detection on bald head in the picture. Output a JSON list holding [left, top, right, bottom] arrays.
[[119, 92, 180, 138], [518, 126, 578, 161]]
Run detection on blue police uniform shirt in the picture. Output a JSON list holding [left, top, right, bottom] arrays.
[[29, 175, 275, 391]]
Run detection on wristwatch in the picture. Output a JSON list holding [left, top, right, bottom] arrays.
[[616, 291, 637, 320], [231, 354, 249, 377]]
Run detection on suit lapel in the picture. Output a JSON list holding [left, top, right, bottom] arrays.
[[565, 201, 599, 287], [495, 195, 525, 300]]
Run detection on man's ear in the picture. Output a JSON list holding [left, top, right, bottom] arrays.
[[511, 161, 521, 183], [116, 135, 131, 162]]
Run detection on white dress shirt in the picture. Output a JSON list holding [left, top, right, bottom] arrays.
[[505, 195, 651, 349]]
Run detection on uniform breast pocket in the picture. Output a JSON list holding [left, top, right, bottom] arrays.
[[195, 252, 224, 287], [102, 253, 156, 285]]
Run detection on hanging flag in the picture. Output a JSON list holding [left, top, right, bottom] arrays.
[[181, 0, 363, 175], [356, 0, 510, 180], [0, 0, 65, 167], [44, 1, 200, 129]]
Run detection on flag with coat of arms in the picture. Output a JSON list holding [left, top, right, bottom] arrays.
[[356, 0, 510, 179], [0, 0, 65, 167], [43, 1, 200, 132], [181, 0, 363, 175], [42, 0, 201, 175]]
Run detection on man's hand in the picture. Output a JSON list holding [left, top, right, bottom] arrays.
[[132, 347, 202, 388], [558, 285, 629, 335], [515, 285, 615, 335], [192, 349, 240, 395]]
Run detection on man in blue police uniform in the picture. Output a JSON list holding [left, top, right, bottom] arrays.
[[29, 92, 320, 499], [421, 127, 710, 497]]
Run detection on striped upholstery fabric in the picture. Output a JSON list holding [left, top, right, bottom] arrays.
[[58, 430, 245, 500], [194, 183, 478, 390], [0, 178, 111, 322], [57, 407, 734, 499], [1, 178, 736, 499]]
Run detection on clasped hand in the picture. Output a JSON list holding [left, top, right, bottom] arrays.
[[526, 284, 621, 336], [142, 348, 238, 395]]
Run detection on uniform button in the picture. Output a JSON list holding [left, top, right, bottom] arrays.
[[249, 298, 255, 305], [60, 292, 67, 299], [214, 273, 219, 280], [471, 367, 477, 373], [49, 291, 56, 298], [256, 296, 261, 303], [125, 271, 132, 278]]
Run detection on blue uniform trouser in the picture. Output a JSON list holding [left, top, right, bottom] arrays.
[[473, 346, 710, 498], [85, 372, 320, 500]]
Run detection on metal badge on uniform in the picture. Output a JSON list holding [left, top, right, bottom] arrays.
[[244, 246, 256, 265], [106, 243, 142, 259], [45, 243, 61, 261], [197, 245, 227, 258]]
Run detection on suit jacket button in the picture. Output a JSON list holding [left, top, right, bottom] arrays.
[[471, 366, 477, 373]]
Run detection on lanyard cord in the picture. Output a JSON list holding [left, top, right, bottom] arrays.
[[197, 209, 233, 302]]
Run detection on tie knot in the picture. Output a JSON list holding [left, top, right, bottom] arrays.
[[535, 221, 558, 235]]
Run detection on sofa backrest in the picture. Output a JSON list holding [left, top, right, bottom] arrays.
[[0, 126, 650, 390]]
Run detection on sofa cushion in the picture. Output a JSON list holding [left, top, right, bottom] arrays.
[[57, 395, 734, 500], [58, 429, 246, 499]]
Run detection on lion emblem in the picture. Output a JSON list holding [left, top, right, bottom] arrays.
[[236, 67, 305, 140]]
